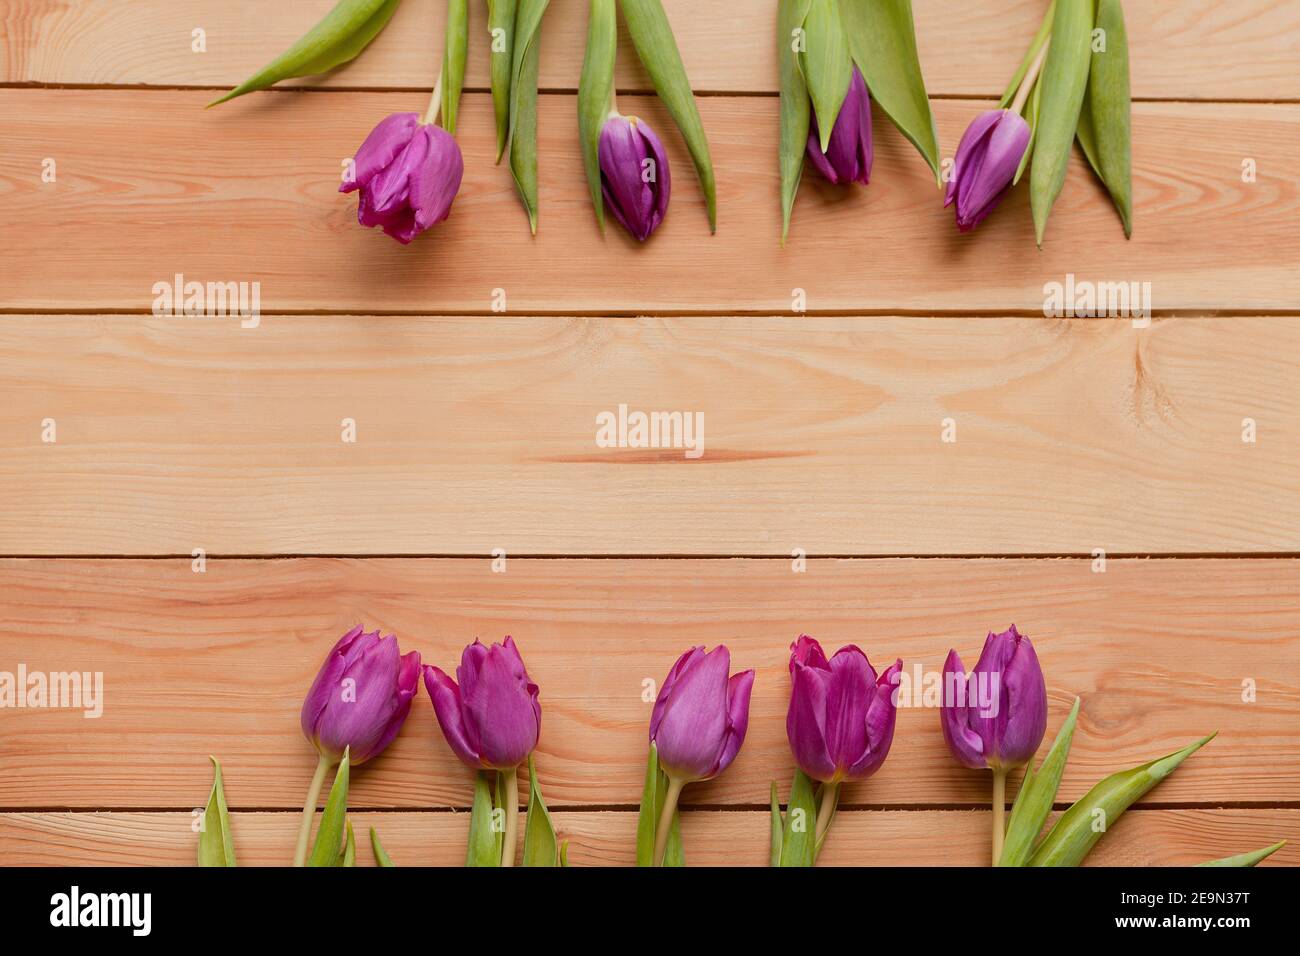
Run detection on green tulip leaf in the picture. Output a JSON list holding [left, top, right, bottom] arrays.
[[1029, 733, 1216, 867], [1029, 0, 1094, 246], [1198, 841, 1286, 868], [488, 0, 519, 161], [769, 781, 785, 866], [777, 0, 814, 243], [466, 770, 501, 867], [307, 748, 351, 867], [339, 819, 357, 867], [578, 0, 618, 231], [800, 0, 853, 155], [635, 744, 684, 866], [559, 840, 570, 866], [196, 755, 236, 867], [440, 0, 469, 136], [209, 0, 401, 107], [779, 769, 818, 867], [840, 0, 941, 181], [1014, 75, 1043, 185], [1080, 0, 1132, 236], [999, 698, 1080, 866], [522, 753, 561, 866], [509, 0, 549, 233], [370, 827, 396, 867], [620, 0, 718, 232], [999, 0, 1057, 109]]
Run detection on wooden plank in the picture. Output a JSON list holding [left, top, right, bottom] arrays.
[[4, 91, 1296, 314], [2, 1, 1297, 100], [2, 809, 1295, 866], [0, 558, 1295, 809], [1, 315, 1296, 555]]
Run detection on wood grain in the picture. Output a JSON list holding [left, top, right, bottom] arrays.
[[2, 315, 1296, 556], [1, 558, 1295, 809], [2, 1, 1297, 100], [2, 809, 1295, 867], [3, 91, 1298, 313]]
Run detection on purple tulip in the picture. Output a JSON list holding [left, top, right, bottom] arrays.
[[944, 109, 1032, 232], [424, 637, 541, 771], [598, 114, 671, 241], [340, 111, 464, 244], [787, 636, 902, 784], [806, 67, 873, 186], [940, 625, 1047, 770], [650, 646, 754, 783], [300, 625, 422, 766]]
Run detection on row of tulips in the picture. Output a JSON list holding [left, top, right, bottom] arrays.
[[210, 0, 1133, 246], [195, 625, 1285, 867]]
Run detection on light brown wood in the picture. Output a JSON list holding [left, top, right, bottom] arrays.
[[1, 558, 1296, 809], [3, 91, 1298, 313], [1, 809, 1294, 867], [1, 315, 1296, 555], [2, 1, 1296, 100]]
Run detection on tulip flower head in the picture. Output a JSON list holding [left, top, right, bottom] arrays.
[[806, 66, 874, 186], [650, 646, 754, 783], [424, 637, 541, 771], [300, 625, 422, 766], [940, 624, 1047, 771], [787, 636, 902, 784], [944, 109, 1031, 233], [340, 112, 464, 244], [598, 114, 671, 241]]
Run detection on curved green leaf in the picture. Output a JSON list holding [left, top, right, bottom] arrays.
[[999, 698, 1080, 866], [307, 748, 350, 867], [488, 0, 519, 161], [841, 0, 941, 181], [509, 0, 550, 233], [1081, 0, 1132, 236], [340, 819, 356, 867], [370, 827, 396, 867], [1029, 733, 1216, 867], [578, 0, 618, 231], [466, 770, 501, 866], [1014, 74, 1043, 185], [800, 0, 852, 154], [777, 0, 814, 243], [441, 0, 469, 135], [620, 0, 717, 232], [522, 753, 561, 866], [1198, 841, 1286, 868], [196, 755, 236, 867], [635, 743, 683, 866], [1029, 0, 1094, 246], [209, 0, 401, 107], [779, 769, 817, 867]]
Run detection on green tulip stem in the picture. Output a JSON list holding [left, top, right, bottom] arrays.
[[293, 752, 334, 867], [814, 781, 840, 850], [654, 776, 686, 866], [991, 767, 1008, 866], [500, 766, 520, 867], [1010, 37, 1050, 116], [423, 68, 445, 126]]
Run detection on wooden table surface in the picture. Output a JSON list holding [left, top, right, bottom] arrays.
[[1, 0, 1297, 866]]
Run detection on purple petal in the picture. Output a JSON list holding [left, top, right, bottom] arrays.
[[650, 646, 705, 742], [599, 116, 668, 241], [314, 633, 402, 764], [423, 664, 480, 768], [711, 668, 755, 777], [342, 112, 420, 194], [806, 67, 873, 186], [945, 109, 1004, 207], [846, 658, 902, 780], [405, 125, 463, 233], [354, 648, 421, 765], [463, 638, 539, 769], [940, 648, 987, 769], [787, 659, 836, 782], [990, 628, 1047, 768], [301, 625, 364, 751], [822, 645, 874, 774], [652, 645, 730, 781]]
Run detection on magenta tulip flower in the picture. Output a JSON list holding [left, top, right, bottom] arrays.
[[787, 636, 902, 785], [599, 114, 671, 241], [424, 637, 541, 772], [944, 109, 1031, 233], [644, 646, 754, 866], [941, 624, 1047, 865], [806, 66, 873, 186], [340, 112, 464, 244], [295, 625, 420, 865]]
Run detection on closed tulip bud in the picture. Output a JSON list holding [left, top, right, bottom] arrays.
[[787, 635, 902, 784], [941, 624, 1047, 771], [944, 109, 1031, 232], [340, 112, 464, 244], [598, 114, 671, 241], [424, 637, 541, 771], [300, 625, 422, 766], [650, 646, 754, 783], [806, 67, 873, 186]]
